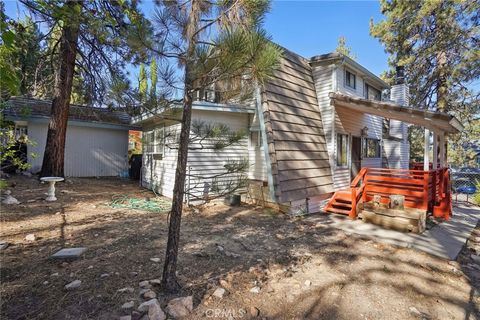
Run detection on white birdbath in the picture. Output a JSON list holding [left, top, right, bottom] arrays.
[[40, 177, 64, 201]]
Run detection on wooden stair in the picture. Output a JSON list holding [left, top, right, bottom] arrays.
[[324, 190, 354, 217]]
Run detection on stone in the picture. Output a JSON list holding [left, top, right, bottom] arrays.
[[249, 286, 261, 294], [166, 296, 193, 318], [409, 306, 429, 318], [65, 280, 81, 290], [250, 306, 260, 317], [130, 272, 139, 277], [119, 316, 132, 320], [148, 299, 166, 320], [0, 242, 8, 250], [139, 280, 151, 288], [50, 247, 87, 259], [304, 280, 312, 287], [87, 265, 94, 269], [122, 301, 135, 310], [117, 287, 135, 294], [22, 171, 32, 177], [149, 278, 161, 285], [150, 257, 161, 263], [143, 290, 157, 300], [219, 279, 230, 289], [25, 234, 36, 241], [212, 287, 226, 299], [51, 273, 59, 277], [43, 281, 49, 285], [2, 191, 20, 205], [138, 299, 161, 313], [100, 273, 110, 278]]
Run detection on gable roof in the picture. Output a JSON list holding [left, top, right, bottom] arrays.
[[261, 49, 334, 203], [4, 96, 133, 127]]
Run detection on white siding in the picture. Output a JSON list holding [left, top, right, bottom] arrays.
[[312, 64, 385, 191], [142, 109, 252, 200], [28, 122, 129, 177]]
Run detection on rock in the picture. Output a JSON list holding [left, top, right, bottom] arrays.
[[409, 306, 429, 319], [100, 273, 110, 278], [43, 281, 49, 285], [250, 306, 260, 317], [119, 316, 132, 320], [143, 290, 157, 300], [2, 191, 20, 205], [117, 287, 135, 294], [304, 280, 312, 287], [87, 265, 94, 269], [139, 280, 151, 288], [51, 273, 59, 277], [166, 296, 193, 318], [65, 280, 81, 290], [149, 278, 161, 285], [148, 299, 166, 320], [22, 171, 32, 177], [212, 287, 226, 299], [51, 247, 87, 259], [150, 257, 161, 263], [249, 286, 261, 294], [0, 242, 8, 250], [122, 301, 135, 310], [25, 234, 36, 241], [130, 272, 139, 277], [138, 299, 161, 313], [219, 279, 230, 289]]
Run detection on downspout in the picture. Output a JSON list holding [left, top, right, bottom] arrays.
[[255, 85, 277, 202]]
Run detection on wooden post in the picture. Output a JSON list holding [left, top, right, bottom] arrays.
[[439, 133, 446, 168], [424, 129, 430, 171], [432, 132, 438, 169]]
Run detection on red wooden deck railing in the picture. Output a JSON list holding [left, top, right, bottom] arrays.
[[326, 167, 452, 220]]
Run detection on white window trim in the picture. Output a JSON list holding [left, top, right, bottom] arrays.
[[144, 126, 165, 156], [362, 137, 381, 159], [344, 68, 357, 90], [336, 132, 350, 169]]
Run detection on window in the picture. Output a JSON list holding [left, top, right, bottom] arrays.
[[362, 138, 380, 158], [345, 70, 356, 89], [365, 83, 381, 101], [249, 129, 263, 148], [144, 127, 164, 155], [337, 133, 349, 167]]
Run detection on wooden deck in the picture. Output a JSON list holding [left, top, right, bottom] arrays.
[[324, 167, 452, 222]]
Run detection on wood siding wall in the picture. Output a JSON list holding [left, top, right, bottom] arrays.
[[28, 122, 129, 177], [262, 51, 334, 203], [142, 110, 251, 200]]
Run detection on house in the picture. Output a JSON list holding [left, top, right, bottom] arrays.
[[3, 97, 139, 177], [133, 48, 462, 215]]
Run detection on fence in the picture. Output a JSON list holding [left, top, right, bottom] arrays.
[[451, 169, 479, 205]]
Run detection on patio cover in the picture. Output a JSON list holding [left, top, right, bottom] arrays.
[[329, 92, 463, 134]]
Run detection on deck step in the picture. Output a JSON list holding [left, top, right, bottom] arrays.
[[330, 201, 352, 209], [325, 207, 351, 215]]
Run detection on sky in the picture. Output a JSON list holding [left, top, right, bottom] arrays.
[[3, 0, 390, 79]]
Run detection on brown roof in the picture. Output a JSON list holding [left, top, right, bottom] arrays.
[[261, 50, 334, 203], [4, 96, 132, 126]]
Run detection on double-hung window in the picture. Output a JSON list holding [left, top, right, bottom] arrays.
[[345, 69, 356, 90], [144, 127, 164, 158]]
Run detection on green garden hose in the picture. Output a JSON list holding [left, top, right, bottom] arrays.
[[109, 194, 171, 212]]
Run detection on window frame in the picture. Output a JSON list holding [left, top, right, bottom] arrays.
[[344, 69, 356, 90], [336, 133, 349, 168], [144, 127, 165, 156]]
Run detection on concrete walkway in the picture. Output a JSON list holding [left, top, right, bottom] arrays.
[[307, 204, 479, 260]]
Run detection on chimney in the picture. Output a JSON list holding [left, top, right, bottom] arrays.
[[391, 65, 409, 106]]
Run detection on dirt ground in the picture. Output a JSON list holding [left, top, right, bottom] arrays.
[[0, 176, 479, 320]]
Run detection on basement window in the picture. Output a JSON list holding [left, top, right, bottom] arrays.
[[345, 69, 356, 90], [337, 133, 349, 167]]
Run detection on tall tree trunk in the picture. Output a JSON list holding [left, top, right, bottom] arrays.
[[40, 0, 81, 178], [437, 51, 448, 112], [161, 0, 200, 293]]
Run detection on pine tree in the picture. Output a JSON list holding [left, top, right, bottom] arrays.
[[150, 58, 158, 100], [335, 35, 356, 60], [20, 0, 150, 177], [370, 0, 479, 164], [143, 0, 282, 292], [139, 63, 148, 102]]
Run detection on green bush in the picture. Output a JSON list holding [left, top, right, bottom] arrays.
[[474, 180, 480, 205]]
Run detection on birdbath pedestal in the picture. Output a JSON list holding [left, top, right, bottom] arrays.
[[40, 177, 64, 201]]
